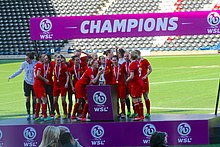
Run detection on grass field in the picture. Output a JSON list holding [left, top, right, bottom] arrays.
[[1, 54, 220, 120], [1, 54, 220, 147]]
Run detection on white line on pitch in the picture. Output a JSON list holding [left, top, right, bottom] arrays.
[[151, 107, 213, 111], [151, 78, 218, 85]]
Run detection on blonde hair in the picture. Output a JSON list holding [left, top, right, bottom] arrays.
[[39, 126, 60, 147]]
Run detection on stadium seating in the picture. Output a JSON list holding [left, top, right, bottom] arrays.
[[0, 0, 220, 55]]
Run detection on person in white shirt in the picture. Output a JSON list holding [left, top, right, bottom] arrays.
[[8, 52, 36, 120]]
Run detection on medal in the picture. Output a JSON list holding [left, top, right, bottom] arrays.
[[114, 64, 120, 84], [74, 64, 80, 80], [55, 63, 61, 82], [44, 63, 49, 78]]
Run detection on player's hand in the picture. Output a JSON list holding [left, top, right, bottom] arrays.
[[98, 69, 104, 75], [65, 83, 68, 88], [45, 79, 49, 83], [8, 77, 11, 82], [72, 87, 75, 93]]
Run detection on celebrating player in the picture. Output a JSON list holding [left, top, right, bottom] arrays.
[[71, 59, 103, 122], [136, 50, 152, 118], [34, 54, 52, 121], [112, 55, 127, 118], [126, 51, 144, 121], [53, 54, 69, 119]]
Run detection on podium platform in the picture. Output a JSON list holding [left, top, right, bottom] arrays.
[[0, 114, 220, 147], [86, 85, 117, 121]]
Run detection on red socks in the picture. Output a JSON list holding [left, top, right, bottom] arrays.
[[82, 103, 89, 118], [35, 103, 40, 118], [72, 103, 79, 117], [42, 103, 47, 118]]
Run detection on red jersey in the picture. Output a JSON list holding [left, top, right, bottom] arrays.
[[69, 63, 87, 86], [112, 63, 126, 85], [34, 62, 44, 86], [68, 59, 74, 68], [53, 63, 68, 87], [129, 60, 140, 84], [77, 68, 94, 85], [104, 59, 113, 85], [69, 57, 88, 69], [139, 58, 150, 82], [43, 62, 54, 86]]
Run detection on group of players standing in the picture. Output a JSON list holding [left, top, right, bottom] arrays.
[[9, 48, 152, 122]]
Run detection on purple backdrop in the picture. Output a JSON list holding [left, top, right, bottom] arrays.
[[0, 120, 209, 146], [30, 10, 220, 40]]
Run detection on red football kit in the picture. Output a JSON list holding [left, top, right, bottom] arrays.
[[69, 63, 87, 87], [139, 58, 150, 93], [112, 63, 127, 99], [75, 67, 94, 100], [43, 62, 54, 86], [53, 63, 68, 97], [33, 62, 46, 99], [104, 58, 113, 85], [129, 60, 143, 98]]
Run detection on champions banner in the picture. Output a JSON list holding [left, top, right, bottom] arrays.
[[30, 10, 220, 40]]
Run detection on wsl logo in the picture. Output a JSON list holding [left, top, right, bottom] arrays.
[[23, 127, 37, 147], [142, 124, 156, 144], [177, 122, 192, 144], [93, 91, 107, 105], [207, 12, 220, 34], [143, 124, 156, 137], [91, 125, 105, 146], [40, 19, 52, 32], [178, 122, 191, 136], [39, 19, 53, 39], [23, 127, 36, 140], [93, 91, 109, 112]]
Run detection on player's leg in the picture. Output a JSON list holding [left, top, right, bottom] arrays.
[[24, 81, 31, 120]]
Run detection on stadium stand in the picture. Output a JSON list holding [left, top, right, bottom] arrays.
[[0, 0, 67, 55], [0, 0, 220, 56]]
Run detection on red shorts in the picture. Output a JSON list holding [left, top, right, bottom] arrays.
[[34, 85, 46, 99], [117, 84, 126, 99], [142, 81, 149, 93], [75, 83, 87, 100], [130, 82, 143, 98], [53, 86, 67, 97]]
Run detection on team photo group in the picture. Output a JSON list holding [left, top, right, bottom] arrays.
[[9, 48, 152, 122]]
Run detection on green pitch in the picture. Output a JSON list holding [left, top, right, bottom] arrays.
[[0, 54, 220, 120]]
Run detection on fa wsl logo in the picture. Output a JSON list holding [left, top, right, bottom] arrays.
[[39, 19, 53, 39], [23, 127, 37, 147], [177, 122, 192, 143], [142, 124, 156, 144], [93, 91, 109, 112], [207, 12, 220, 34], [91, 125, 106, 146]]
